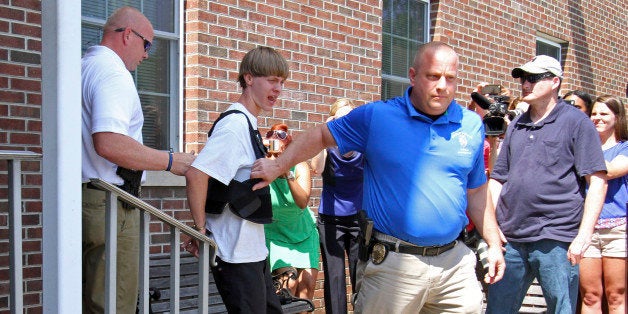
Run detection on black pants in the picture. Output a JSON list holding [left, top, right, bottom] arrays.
[[211, 256, 282, 314], [317, 214, 360, 314]]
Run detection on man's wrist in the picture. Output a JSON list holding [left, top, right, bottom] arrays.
[[193, 222, 205, 232]]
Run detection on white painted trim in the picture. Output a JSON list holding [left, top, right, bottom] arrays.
[[41, 1, 83, 312]]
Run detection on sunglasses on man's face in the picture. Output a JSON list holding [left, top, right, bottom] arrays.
[[266, 130, 288, 140], [520, 72, 555, 84], [115, 27, 152, 53]]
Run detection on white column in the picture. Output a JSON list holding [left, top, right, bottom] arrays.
[[41, 1, 82, 313]]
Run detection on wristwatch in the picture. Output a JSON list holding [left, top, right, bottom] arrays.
[[286, 171, 295, 180]]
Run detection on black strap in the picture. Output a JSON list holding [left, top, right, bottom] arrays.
[[208, 110, 267, 158]]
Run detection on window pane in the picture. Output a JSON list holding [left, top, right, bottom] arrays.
[[382, 33, 392, 75], [408, 1, 427, 42], [108, 0, 141, 15], [391, 36, 409, 77], [140, 94, 170, 150], [82, 1, 106, 20], [82, 25, 103, 54], [392, 0, 409, 37], [382, 0, 392, 34], [137, 38, 169, 93], [382, 79, 410, 99], [144, 0, 175, 32], [536, 41, 561, 61]]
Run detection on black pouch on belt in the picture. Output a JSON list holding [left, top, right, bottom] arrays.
[[116, 166, 143, 209], [357, 210, 374, 262]]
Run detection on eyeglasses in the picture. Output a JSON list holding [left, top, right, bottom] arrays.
[[266, 130, 288, 140], [115, 27, 152, 53], [520, 72, 555, 84], [565, 99, 576, 106]]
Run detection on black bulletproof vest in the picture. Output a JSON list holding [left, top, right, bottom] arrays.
[[204, 110, 273, 224]]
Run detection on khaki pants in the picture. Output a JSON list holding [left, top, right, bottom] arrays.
[[82, 185, 139, 314], [354, 241, 483, 314]]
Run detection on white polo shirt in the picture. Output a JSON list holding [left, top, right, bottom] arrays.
[[82, 46, 145, 185]]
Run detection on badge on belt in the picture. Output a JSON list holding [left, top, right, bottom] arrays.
[[371, 242, 388, 265]]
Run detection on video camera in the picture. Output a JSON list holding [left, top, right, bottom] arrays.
[[470, 86, 523, 136]]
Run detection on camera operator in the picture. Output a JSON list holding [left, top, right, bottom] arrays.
[[468, 83, 524, 175]]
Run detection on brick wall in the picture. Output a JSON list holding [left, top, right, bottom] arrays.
[[430, 0, 627, 103], [0, 0, 43, 313], [1, 0, 626, 313]]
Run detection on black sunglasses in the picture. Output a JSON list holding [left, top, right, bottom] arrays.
[[115, 27, 152, 53], [520, 72, 555, 84], [266, 130, 288, 140]]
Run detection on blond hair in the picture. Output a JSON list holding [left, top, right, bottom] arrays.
[[330, 98, 355, 116]]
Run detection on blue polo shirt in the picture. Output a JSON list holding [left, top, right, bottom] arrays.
[[491, 101, 606, 242], [327, 87, 487, 246]]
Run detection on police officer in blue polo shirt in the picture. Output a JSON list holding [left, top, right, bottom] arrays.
[[251, 41, 506, 313]]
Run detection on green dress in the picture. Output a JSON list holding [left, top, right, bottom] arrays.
[[264, 168, 320, 271]]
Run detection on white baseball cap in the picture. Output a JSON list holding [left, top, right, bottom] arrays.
[[512, 55, 563, 79]]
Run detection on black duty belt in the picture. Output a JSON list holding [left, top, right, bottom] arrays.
[[374, 232, 457, 257]]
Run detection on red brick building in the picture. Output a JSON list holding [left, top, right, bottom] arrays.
[[1, 0, 626, 312]]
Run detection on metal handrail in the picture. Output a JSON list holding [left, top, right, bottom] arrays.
[[1, 150, 41, 314], [89, 178, 217, 314]]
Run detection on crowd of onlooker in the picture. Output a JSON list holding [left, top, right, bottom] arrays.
[[81, 6, 625, 313]]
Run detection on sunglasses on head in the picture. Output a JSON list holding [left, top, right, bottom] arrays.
[[266, 130, 288, 140], [115, 27, 152, 53], [520, 72, 555, 84]]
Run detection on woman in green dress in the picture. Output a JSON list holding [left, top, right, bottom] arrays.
[[264, 123, 320, 304]]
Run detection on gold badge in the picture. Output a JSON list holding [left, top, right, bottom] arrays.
[[371, 243, 388, 265]]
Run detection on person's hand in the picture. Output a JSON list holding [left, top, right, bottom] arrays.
[[469, 83, 489, 116], [170, 151, 196, 176], [567, 234, 591, 265], [250, 157, 285, 190], [181, 234, 200, 258], [485, 245, 506, 284]]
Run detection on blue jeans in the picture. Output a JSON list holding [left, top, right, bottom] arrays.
[[486, 240, 579, 314]]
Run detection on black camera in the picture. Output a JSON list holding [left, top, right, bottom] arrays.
[[470, 92, 522, 136]]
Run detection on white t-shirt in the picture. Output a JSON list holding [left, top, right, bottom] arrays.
[[192, 103, 268, 263], [81, 46, 145, 185]]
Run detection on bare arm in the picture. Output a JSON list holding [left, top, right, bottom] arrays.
[[182, 167, 209, 257], [93, 132, 195, 176], [488, 178, 503, 209], [309, 149, 327, 175], [567, 171, 607, 265], [287, 162, 312, 209], [467, 182, 505, 284], [605, 155, 628, 180], [251, 123, 337, 190]]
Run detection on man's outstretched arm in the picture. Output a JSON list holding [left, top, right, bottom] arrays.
[[251, 123, 336, 190]]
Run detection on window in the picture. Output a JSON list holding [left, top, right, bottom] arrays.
[[536, 36, 562, 62], [381, 0, 430, 99], [81, 1, 180, 150]]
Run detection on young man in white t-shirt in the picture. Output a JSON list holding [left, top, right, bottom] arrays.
[[184, 46, 289, 313]]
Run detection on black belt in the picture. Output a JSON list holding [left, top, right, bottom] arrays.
[[377, 240, 456, 256], [374, 232, 457, 256]]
